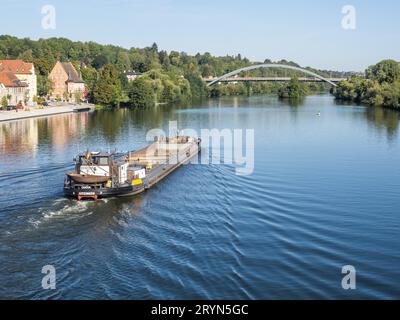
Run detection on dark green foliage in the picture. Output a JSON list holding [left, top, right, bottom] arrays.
[[278, 77, 307, 99], [127, 78, 155, 108], [0, 35, 348, 107], [37, 75, 51, 97], [366, 60, 400, 84], [184, 72, 209, 100], [333, 60, 400, 110], [92, 54, 109, 69], [92, 64, 122, 107]]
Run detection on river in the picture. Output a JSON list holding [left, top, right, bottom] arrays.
[[0, 94, 399, 299]]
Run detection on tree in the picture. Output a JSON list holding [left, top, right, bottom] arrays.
[[92, 64, 122, 107], [81, 66, 98, 102], [366, 59, 400, 84], [159, 50, 171, 69], [63, 91, 69, 102], [37, 75, 50, 96], [169, 51, 181, 66], [18, 49, 34, 62], [92, 54, 109, 69], [128, 78, 154, 108], [1, 96, 8, 107], [33, 95, 45, 105], [278, 77, 307, 99], [115, 51, 131, 72], [150, 42, 158, 53], [74, 91, 82, 104], [334, 60, 400, 110]]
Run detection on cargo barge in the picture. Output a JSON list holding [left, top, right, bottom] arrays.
[[64, 136, 201, 200]]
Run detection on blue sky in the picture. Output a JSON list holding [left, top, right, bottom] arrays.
[[0, 0, 399, 71]]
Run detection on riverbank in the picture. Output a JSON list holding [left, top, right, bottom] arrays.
[[0, 103, 95, 122]]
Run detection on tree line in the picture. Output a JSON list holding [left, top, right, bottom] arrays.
[[0, 35, 349, 107]]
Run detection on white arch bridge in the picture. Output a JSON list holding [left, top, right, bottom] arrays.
[[205, 64, 346, 87]]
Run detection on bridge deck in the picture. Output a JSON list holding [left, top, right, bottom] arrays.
[[204, 77, 346, 83]]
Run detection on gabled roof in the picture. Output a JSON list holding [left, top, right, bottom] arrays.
[[0, 60, 34, 75], [60, 62, 84, 83], [0, 72, 28, 87]]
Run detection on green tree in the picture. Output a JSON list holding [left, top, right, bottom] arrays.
[[33, 95, 45, 105], [1, 96, 8, 107], [74, 91, 82, 104], [37, 75, 50, 96], [18, 49, 34, 62], [81, 66, 98, 101], [334, 60, 400, 110], [169, 51, 181, 66], [115, 51, 131, 71], [63, 91, 69, 102], [278, 77, 307, 99], [92, 54, 109, 69], [128, 78, 155, 108], [185, 72, 209, 100], [366, 59, 400, 84], [93, 64, 123, 107]]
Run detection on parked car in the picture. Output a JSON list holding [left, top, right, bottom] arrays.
[[6, 105, 16, 111], [16, 104, 24, 110], [42, 101, 49, 106]]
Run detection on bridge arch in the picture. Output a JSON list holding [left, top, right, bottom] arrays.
[[207, 64, 338, 87]]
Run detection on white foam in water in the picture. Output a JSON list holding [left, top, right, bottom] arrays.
[[28, 199, 94, 228], [42, 201, 90, 219]]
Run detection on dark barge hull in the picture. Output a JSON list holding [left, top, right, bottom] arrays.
[[64, 184, 144, 200]]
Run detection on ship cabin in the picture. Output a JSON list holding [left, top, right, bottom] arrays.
[[71, 151, 146, 187], [75, 152, 113, 177]]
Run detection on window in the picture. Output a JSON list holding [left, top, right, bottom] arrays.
[[93, 157, 109, 165]]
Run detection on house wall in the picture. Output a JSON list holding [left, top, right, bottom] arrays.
[[67, 82, 85, 94], [15, 66, 37, 104], [0, 84, 5, 102], [48, 62, 68, 99], [0, 85, 29, 105]]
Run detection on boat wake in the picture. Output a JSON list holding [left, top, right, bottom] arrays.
[[28, 199, 94, 228]]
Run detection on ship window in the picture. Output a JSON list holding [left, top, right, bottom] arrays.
[[98, 157, 109, 165], [92, 156, 108, 165]]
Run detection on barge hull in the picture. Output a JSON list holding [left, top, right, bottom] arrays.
[[64, 184, 145, 200]]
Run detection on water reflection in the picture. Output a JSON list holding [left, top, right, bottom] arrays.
[[0, 119, 39, 156], [365, 106, 400, 140], [1, 95, 400, 157], [0, 113, 89, 157]]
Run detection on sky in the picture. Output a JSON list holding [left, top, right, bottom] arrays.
[[0, 0, 399, 71]]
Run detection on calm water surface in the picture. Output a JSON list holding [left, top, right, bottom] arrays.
[[0, 94, 399, 299]]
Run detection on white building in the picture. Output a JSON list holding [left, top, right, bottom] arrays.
[[0, 60, 37, 105], [0, 71, 29, 105]]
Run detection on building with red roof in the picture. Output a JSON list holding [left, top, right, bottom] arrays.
[[0, 59, 37, 105], [0, 71, 29, 106]]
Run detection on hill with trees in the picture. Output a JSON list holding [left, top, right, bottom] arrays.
[[0, 35, 350, 107]]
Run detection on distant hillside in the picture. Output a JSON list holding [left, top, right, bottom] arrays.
[[0, 35, 356, 106]]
